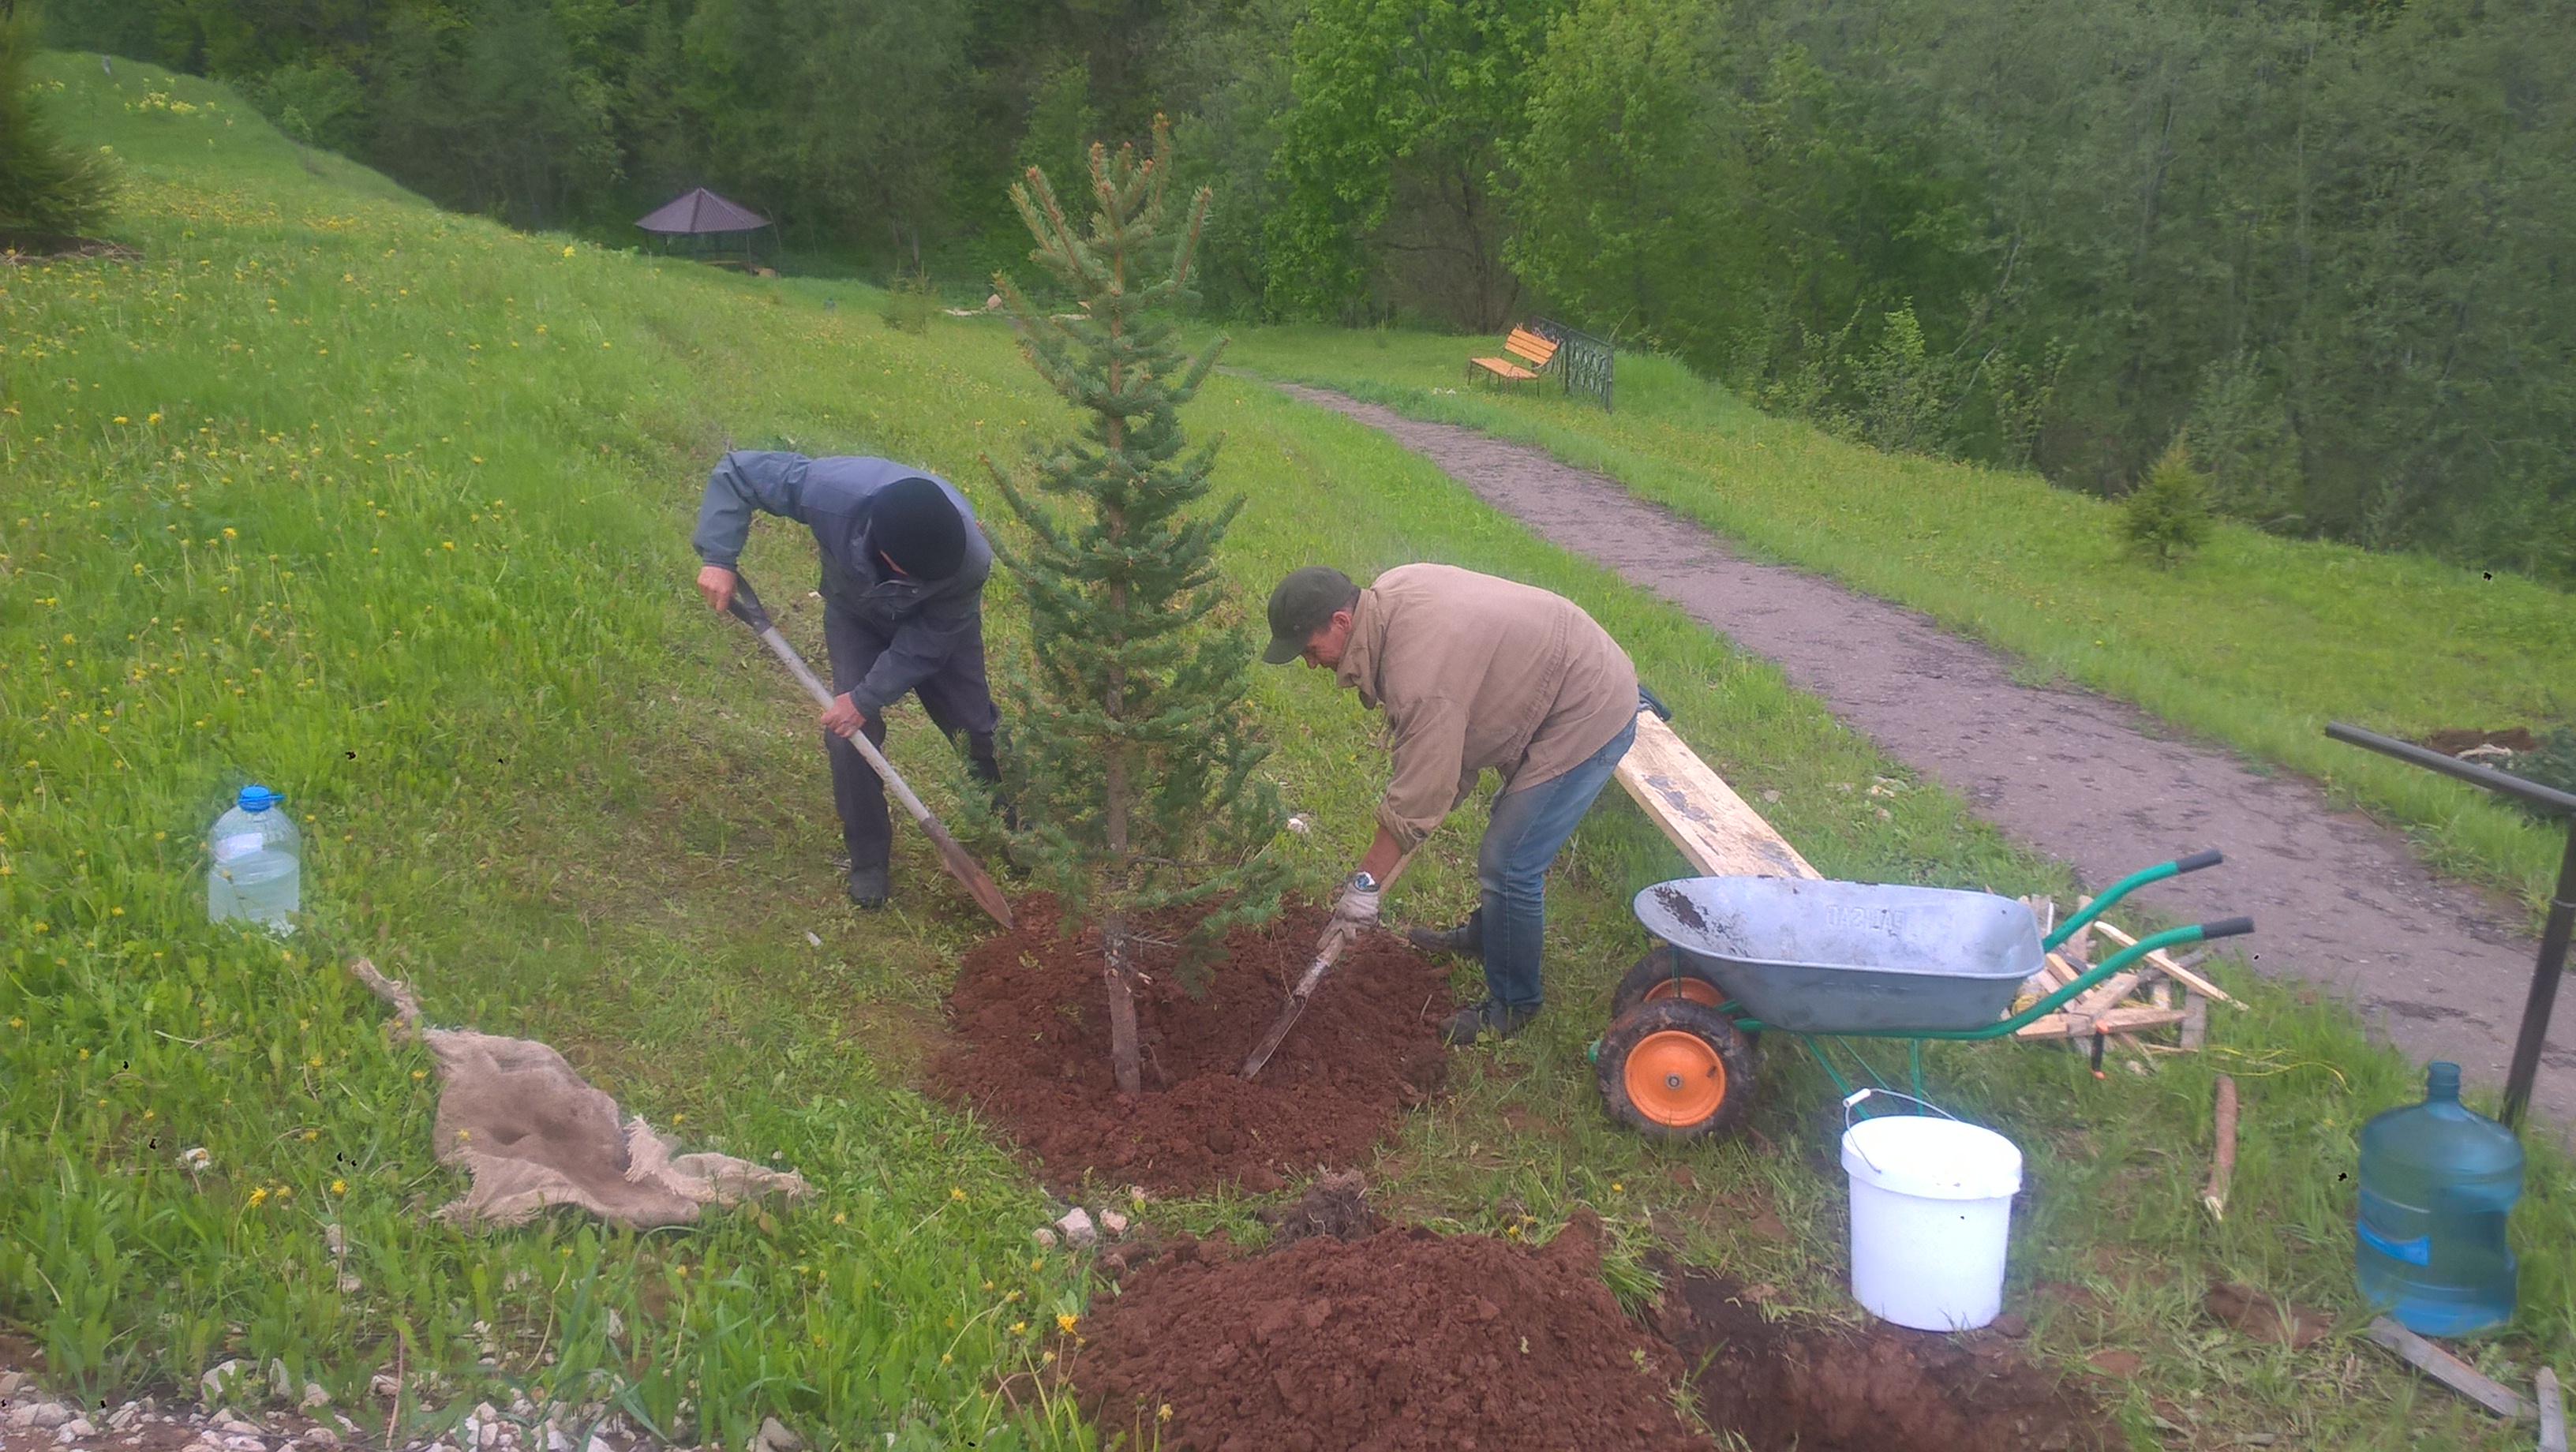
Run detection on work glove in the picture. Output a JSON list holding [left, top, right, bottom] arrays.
[[1315, 874, 1381, 960]]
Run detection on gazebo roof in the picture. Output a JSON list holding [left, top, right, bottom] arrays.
[[635, 188, 769, 236]]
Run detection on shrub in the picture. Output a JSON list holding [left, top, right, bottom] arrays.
[[2124, 440, 2215, 565], [879, 269, 938, 333], [0, 6, 117, 245]]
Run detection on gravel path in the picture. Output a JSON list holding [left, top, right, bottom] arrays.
[[1278, 384, 2572, 1127]]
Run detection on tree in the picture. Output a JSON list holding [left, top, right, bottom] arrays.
[[2123, 440, 2215, 567], [989, 121, 1286, 1096], [1, 4, 117, 247]]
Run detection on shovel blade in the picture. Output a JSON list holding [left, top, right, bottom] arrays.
[[922, 817, 1015, 930], [1240, 995, 1307, 1080]]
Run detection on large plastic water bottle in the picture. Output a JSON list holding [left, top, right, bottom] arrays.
[[207, 784, 300, 934], [2355, 1061, 2522, 1335]]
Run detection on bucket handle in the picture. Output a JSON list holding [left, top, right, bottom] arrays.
[[1840, 1087, 1966, 1178]]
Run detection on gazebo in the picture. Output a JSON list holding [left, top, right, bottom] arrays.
[[635, 187, 773, 267]]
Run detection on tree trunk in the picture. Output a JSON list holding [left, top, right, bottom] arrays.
[[1103, 910, 1142, 1096]]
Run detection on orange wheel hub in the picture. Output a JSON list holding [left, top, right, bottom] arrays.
[[1643, 976, 1724, 1007], [1623, 1029, 1728, 1127]]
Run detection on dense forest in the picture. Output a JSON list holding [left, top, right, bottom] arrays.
[[44, 0, 2576, 581]]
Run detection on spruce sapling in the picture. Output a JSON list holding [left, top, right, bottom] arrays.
[[987, 120, 1285, 1096]]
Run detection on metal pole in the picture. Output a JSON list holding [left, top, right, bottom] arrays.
[[2327, 723, 2575, 1134], [2501, 821, 2576, 1130]]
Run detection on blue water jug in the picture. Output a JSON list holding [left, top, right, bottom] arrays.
[[2355, 1061, 2521, 1336]]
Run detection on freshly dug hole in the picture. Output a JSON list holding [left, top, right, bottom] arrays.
[[929, 897, 1448, 1194], [1646, 1256, 2116, 1451], [1071, 1211, 1710, 1452]]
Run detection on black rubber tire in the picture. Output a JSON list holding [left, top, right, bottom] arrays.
[[1596, 997, 1761, 1143], [1609, 944, 1731, 1020]]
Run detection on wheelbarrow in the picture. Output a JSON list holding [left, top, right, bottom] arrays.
[[1592, 851, 2253, 1140]]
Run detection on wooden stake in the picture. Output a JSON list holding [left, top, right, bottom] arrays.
[[2202, 1073, 2237, 1221], [2180, 990, 2209, 1050], [2539, 1367, 2566, 1452], [2368, 1318, 2536, 1420]]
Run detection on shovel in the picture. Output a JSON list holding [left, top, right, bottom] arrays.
[[721, 571, 1014, 930], [1241, 852, 1413, 1080]]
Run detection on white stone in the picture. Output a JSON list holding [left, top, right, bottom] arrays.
[[753, 1416, 802, 1452], [200, 1361, 253, 1407], [367, 1377, 400, 1402], [305, 1428, 340, 1448], [1054, 1207, 1097, 1247], [58, 1416, 99, 1443], [26, 1403, 77, 1431], [586, 1436, 616, 1452], [1031, 1227, 1056, 1249], [222, 1435, 270, 1452], [0, 1370, 25, 1398], [544, 1424, 570, 1452], [1098, 1210, 1129, 1237], [215, 1415, 265, 1435], [299, 1384, 329, 1412], [110, 1404, 144, 1432]]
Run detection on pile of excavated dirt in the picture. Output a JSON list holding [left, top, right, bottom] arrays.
[[930, 897, 1450, 1195], [1071, 1211, 1709, 1452], [1645, 1256, 2116, 1452]]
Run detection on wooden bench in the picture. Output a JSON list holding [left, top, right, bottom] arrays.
[[1468, 327, 1559, 388]]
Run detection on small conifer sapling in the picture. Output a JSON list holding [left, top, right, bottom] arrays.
[[987, 122, 1286, 1096]]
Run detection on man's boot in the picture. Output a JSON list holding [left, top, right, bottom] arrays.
[[848, 864, 890, 909], [1440, 1000, 1538, 1046], [1406, 908, 1482, 959]]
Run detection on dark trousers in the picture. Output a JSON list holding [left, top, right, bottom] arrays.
[[823, 600, 1002, 872]]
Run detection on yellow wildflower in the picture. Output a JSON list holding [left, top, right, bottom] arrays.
[[1056, 1313, 1077, 1334]]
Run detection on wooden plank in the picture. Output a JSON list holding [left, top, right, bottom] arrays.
[[1469, 357, 1537, 380], [1614, 709, 1818, 881], [2368, 1318, 2535, 1420], [2090, 919, 2241, 1007], [2013, 1005, 2188, 1038], [2068, 970, 2144, 1020], [2539, 1366, 2565, 1452]]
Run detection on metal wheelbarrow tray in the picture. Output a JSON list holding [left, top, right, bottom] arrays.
[[1633, 878, 2044, 1034]]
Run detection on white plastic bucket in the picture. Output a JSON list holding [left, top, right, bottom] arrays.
[[1841, 1113, 2024, 1330]]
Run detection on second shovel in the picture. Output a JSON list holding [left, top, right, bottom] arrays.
[[722, 571, 1014, 930]]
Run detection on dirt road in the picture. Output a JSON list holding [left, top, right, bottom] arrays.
[[1278, 384, 2572, 1128]]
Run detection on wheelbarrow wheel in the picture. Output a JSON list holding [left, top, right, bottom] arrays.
[[1610, 945, 1730, 1019], [1597, 998, 1758, 1143]]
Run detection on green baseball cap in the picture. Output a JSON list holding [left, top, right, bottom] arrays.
[[1262, 566, 1358, 664]]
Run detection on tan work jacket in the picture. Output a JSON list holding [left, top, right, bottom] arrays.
[[1335, 563, 1638, 850]]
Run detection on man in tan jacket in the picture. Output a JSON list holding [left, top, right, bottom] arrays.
[[1264, 563, 1639, 1044]]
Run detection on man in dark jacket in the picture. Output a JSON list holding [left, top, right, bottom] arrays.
[[691, 451, 1002, 908]]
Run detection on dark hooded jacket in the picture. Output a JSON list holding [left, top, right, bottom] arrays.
[[691, 451, 992, 714]]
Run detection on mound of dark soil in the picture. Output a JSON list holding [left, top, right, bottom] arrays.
[[1072, 1211, 1709, 1452], [2422, 727, 2537, 756], [1646, 1256, 2115, 1452], [929, 897, 1449, 1195]]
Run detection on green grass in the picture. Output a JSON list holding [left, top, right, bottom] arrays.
[[1220, 327, 2576, 916], [2, 55, 2570, 1451]]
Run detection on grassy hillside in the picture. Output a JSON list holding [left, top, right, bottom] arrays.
[[2, 56, 2569, 1451], [1223, 329, 2576, 915]]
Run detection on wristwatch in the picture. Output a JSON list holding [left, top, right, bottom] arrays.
[[1349, 870, 1380, 893]]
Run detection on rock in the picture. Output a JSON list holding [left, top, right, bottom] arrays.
[[753, 1416, 803, 1452], [586, 1436, 616, 1452], [1032, 1227, 1057, 1249], [0, 1370, 24, 1398], [24, 1403, 77, 1431], [367, 1376, 400, 1401], [1099, 1210, 1130, 1237], [269, 1362, 294, 1402], [215, 1414, 264, 1435], [2086, 1349, 2144, 1376], [221, 1435, 271, 1452], [200, 1360, 253, 1407], [335, 1274, 362, 1294], [1990, 1312, 2030, 1338], [544, 1424, 570, 1452], [305, 1428, 340, 1448], [57, 1416, 99, 1443], [110, 1403, 145, 1432], [300, 1384, 329, 1411], [1054, 1207, 1097, 1248]]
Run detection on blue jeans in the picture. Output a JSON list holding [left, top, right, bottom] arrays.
[[1477, 717, 1638, 1013]]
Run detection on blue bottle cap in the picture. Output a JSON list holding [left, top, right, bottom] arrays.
[[238, 784, 283, 813]]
